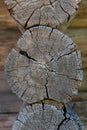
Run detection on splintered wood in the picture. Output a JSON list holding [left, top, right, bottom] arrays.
[[3, 0, 84, 130], [5, 26, 83, 104], [12, 103, 83, 130], [4, 0, 81, 31]]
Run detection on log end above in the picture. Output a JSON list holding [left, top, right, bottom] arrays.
[[3, 0, 82, 31], [5, 26, 83, 104]]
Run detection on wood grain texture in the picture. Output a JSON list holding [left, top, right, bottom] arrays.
[[0, 1, 86, 130], [5, 26, 83, 104], [65, 28, 87, 72], [0, 71, 22, 113], [3, 0, 81, 31], [0, 26, 21, 71], [0, 28, 86, 129], [12, 103, 83, 130], [1, 0, 87, 28], [0, 114, 16, 129]]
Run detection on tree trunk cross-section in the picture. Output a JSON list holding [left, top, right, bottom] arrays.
[[4, 0, 81, 32], [5, 26, 83, 104], [12, 103, 84, 130]]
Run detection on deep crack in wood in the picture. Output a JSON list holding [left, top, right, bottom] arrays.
[[5, 26, 83, 104], [12, 103, 84, 130], [3, 0, 81, 32]]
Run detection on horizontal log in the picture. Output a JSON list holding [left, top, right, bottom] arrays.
[[65, 28, 87, 71], [0, 92, 22, 113], [0, 127, 12, 130], [70, 101, 87, 120], [70, 101, 87, 130], [69, 0, 87, 28], [65, 28, 87, 95], [0, 26, 20, 71], [0, 71, 22, 113], [72, 92, 87, 102], [0, 114, 16, 129]]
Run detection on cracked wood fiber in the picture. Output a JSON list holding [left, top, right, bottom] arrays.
[[5, 26, 83, 104], [12, 103, 83, 130], [3, 0, 81, 32]]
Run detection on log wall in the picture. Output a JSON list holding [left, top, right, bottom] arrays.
[[0, 0, 87, 129]]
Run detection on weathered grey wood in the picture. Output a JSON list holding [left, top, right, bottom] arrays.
[[3, 0, 81, 32], [5, 26, 83, 103], [12, 103, 83, 130], [0, 1, 85, 130]]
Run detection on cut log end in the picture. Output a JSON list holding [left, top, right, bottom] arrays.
[[3, 0, 82, 32], [3, 0, 84, 129], [5, 26, 83, 104], [12, 103, 84, 130]]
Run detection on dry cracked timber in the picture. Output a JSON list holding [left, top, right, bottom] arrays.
[[5, 26, 83, 104], [3, 1, 84, 129], [3, 0, 82, 32], [12, 103, 83, 130]]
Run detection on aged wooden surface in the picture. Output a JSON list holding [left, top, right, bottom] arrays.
[[0, 0, 87, 130], [3, 0, 81, 31], [1, 0, 87, 28], [5, 26, 82, 104], [12, 103, 83, 130]]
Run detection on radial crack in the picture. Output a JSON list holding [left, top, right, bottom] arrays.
[[45, 73, 49, 98], [19, 50, 37, 61], [49, 28, 54, 39], [58, 0, 70, 21], [49, 0, 54, 8], [24, 8, 39, 28], [57, 105, 70, 130], [57, 49, 77, 61], [21, 87, 27, 98]]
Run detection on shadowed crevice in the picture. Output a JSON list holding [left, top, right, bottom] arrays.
[[19, 50, 37, 62]]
